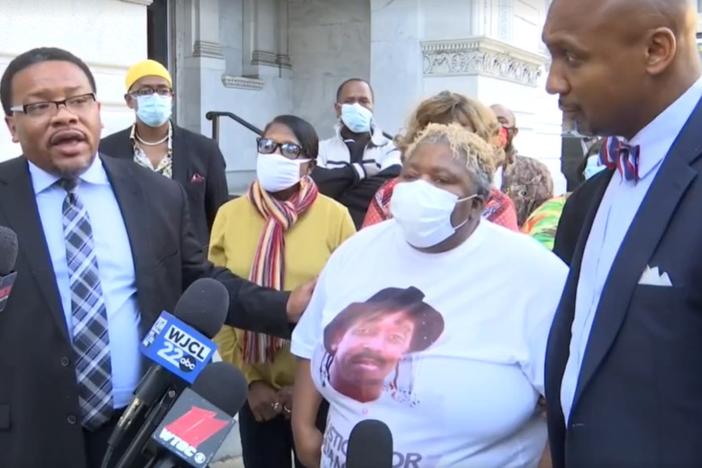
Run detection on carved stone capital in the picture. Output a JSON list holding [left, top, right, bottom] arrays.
[[221, 75, 265, 90], [119, 0, 153, 5], [193, 40, 224, 59], [421, 36, 547, 87], [251, 50, 292, 69]]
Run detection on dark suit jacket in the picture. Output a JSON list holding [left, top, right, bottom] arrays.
[[552, 168, 612, 265], [0, 155, 289, 468], [546, 99, 702, 467], [99, 124, 229, 247]]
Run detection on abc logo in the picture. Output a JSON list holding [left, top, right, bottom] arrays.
[[179, 355, 197, 372]]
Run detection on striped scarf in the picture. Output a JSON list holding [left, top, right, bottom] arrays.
[[243, 176, 319, 363]]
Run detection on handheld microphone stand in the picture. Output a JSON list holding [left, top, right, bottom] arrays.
[[113, 388, 179, 468]]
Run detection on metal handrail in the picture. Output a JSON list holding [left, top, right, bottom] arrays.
[[205, 111, 263, 143], [205, 110, 395, 143]]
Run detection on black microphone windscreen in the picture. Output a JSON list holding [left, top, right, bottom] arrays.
[[191, 362, 248, 417], [174, 278, 229, 338], [0, 226, 18, 275], [347, 419, 393, 468]]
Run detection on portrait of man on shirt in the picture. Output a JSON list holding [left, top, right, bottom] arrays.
[[321, 286, 444, 403]]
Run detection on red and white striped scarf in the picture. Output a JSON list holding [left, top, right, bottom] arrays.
[[242, 176, 319, 363]]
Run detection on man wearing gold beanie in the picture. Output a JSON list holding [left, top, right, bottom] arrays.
[[100, 59, 229, 248]]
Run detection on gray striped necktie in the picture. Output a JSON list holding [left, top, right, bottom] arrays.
[[59, 178, 113, 430]]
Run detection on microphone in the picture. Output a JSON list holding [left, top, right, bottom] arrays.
[[346, 419, 394, 468], [0, 226, 18, 313], [105, 278, 229, 465], [148, 361, 248, 468]]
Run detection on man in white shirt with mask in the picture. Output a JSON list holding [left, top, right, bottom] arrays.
[[312, 78, 400, 228]]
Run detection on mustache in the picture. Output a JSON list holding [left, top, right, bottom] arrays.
[[348, 350, 386, 367]]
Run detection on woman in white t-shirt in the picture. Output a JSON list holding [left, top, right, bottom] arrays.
[[291, 123, 568, 467]]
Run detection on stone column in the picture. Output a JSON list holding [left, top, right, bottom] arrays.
[[174, 0, 225, 134], [369, 0, 422, 134]]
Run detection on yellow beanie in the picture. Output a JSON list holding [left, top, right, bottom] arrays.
[[125, 59, 172, 91]]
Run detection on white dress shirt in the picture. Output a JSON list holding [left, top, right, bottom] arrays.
[[29, 156, 142, 408], [560, 77, 702, 422]]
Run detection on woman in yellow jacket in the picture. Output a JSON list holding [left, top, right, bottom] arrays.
[[210, 115, 355, 468]]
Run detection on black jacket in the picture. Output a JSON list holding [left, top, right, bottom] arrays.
[[0, 155, 289, 468], [100, 124, 229, 247]]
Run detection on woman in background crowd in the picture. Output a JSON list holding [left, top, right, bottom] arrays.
[[292, 123, 566, 467], [502, 155, 554, 227], [523, 137, 605, 251], [211, 115, 355, 468], [362, 91, 518, 231]]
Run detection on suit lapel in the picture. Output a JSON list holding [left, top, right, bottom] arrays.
[[547, 170, 612, 416], [0, 158, 68, 339], [572, 102, 702, 409], [100, 155, 155, 317], [170, 125, 188, 186]]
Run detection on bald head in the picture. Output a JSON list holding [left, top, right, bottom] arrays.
[[544, 0, 701, 139], [490, 104, 516, 128], [490, 103, 519, 161]]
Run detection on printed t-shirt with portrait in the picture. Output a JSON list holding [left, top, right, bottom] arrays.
[[291, 219, 567, 467]]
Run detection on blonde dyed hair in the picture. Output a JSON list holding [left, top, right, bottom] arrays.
[[404, 123, 496, 196], [395, 91, 505, 168]]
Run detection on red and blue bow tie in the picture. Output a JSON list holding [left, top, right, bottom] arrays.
[[599, 136, 640, 182]]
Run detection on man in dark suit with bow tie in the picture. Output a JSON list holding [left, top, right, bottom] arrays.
[[542, 0, 702, 466], [0, 47, 312, 468]]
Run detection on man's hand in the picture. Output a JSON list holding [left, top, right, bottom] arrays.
[[295, 425, 323, 468], [286, 277, 317, 323], [277, 385, 294, 420], [353, 159, 381, 179], [247, 381, 281, 422]]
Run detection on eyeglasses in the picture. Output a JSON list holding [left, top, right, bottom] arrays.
[[129, 87, 173, 97], [10, 93, 96, 118], [256, 137, 305, 159]]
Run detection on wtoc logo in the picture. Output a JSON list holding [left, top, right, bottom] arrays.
[[157, 406, 229, 465], [159, 322, 211, 373]]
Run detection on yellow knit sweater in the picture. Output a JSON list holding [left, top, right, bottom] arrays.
[[209, 192, 355, 389]]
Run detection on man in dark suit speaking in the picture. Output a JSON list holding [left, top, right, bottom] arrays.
[[542, 0, 702, 466], [0, 47, 312, 468]]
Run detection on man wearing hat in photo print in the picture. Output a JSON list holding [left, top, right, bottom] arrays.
[[100, 59, 229, 248], [321, 286, 445, 403]]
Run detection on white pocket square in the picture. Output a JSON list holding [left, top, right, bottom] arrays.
[[638, 265, 673, 287]]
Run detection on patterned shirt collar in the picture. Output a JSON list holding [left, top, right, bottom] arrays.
[[130, 121, 173, 178]]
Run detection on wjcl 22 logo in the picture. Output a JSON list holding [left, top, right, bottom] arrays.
[[159, 323, 210, 373], [141, 312, 216, 384]]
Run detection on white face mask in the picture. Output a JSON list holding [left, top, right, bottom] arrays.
[[256, 152, 309, 192], [390, 179, 476, 248], [340, 103, 373, 133]]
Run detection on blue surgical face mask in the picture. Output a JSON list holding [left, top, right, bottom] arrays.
[[136, 94, 172, 127], [340, 103, 373, 134]]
